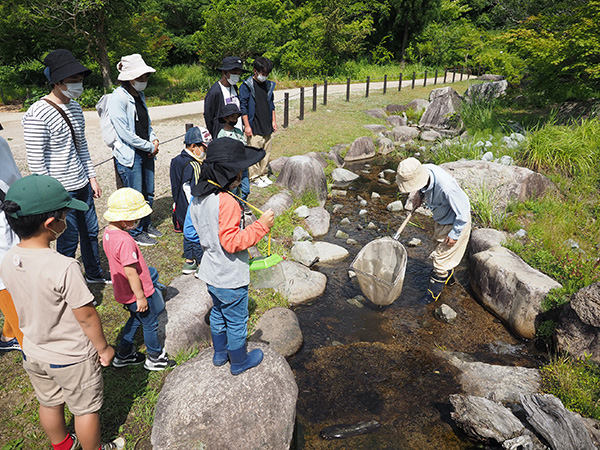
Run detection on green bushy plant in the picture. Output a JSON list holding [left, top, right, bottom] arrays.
[[541, 354, 600, 420]]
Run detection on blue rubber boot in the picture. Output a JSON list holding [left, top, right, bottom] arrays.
[[228, 344, 264, 375], [211, 333, 229, 366]]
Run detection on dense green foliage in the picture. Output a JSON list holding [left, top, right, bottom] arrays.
[[0, 0, 597, 102]]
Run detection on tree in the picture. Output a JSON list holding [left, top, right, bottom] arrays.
[[504, 0, 600, 96], [26, 0, 116, 88]]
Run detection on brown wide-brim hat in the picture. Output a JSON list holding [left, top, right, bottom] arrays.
[[395, 157, 429, 193]]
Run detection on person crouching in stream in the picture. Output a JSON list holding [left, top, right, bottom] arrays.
[[395, 157, 471, 304]]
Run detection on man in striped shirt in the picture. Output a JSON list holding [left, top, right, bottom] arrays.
[[22, 49, 110, 284]]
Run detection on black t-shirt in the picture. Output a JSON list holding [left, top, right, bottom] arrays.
[[134, 95, 150, 142], [253, 80, 271, 136]]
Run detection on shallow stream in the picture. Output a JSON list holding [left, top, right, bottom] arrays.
[[288, 156, 546, 449]]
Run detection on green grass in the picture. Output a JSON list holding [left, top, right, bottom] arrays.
[[541, 354, 600, 420]]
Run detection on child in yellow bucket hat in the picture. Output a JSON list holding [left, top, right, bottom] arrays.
[[102, 188, 175, 371]]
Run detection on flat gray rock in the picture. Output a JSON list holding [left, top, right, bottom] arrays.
[[421, 130, 442, 142], [332, 168, 360, 183], [364, 108, 386, 119], [294, 205, 310, 219], [275, 260, 327, 305], [291, 241, 319, 267], [450, 394, 524, 444], [292, 226, 312, 242], [386, 114, 407, 127], [304, 207, 330, 237], [160, 275, 212, 355], [151, 344, 297, 450], [364, 124, 387, 133], [438, 350, 540, 403], [314, 241, 350, 263], [249, 307, 303, 357]]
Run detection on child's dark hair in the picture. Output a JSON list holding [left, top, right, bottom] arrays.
[[0, 201, 67, 239], [254, 57, 273, 75]]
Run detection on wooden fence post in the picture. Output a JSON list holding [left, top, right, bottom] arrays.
[[411, 72, 416, 89], [185, 123, 193, 131], [383, 74, 387, 94], [283, 93, 289, 128], [312, 84, 317, 111], [323, 79, 327, 106], [423, 70, 428, 87], [398, 73, 403, 92], [452, 68, 456, 83], [434, 69, 438, 85], [366, 76, 370, 97], [460, 67, 464, 81], [299, 87, 304, 120], [346, 78, 350, 101], [444, 69, 448, 83]]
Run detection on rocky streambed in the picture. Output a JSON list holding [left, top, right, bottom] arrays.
[[288, 156, 546, 449]]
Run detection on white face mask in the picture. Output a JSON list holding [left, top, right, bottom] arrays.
[[50, 218, 67, 239], [132, 80, 148, 91], [256, 74, 268, 83], [227, 74, 240, 85], [61, 82, 84, 99]]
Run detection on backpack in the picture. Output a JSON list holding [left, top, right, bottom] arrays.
[[96, 94, 117, 148]]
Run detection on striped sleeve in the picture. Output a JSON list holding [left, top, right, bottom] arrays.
[[22, 100, 95, 191]]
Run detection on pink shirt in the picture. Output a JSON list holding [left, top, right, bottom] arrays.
[[102, 228, 154, 304]]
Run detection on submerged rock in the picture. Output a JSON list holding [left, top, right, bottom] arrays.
[[320, 420, 381, 440]]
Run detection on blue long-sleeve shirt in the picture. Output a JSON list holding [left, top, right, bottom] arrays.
[[420, 164, 471, 240]]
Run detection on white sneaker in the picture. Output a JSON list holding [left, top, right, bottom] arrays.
[[261, 176, 273, 185], [251, 178, 268, 188]]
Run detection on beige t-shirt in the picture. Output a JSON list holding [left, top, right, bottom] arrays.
[[0, 246, 96, 364]]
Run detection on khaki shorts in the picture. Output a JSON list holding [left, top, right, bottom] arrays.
[[23, 354, 103, 415]]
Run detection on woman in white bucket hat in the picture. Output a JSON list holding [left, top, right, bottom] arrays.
[[108, 54, 161, 247], [396, 157, 472, 304]]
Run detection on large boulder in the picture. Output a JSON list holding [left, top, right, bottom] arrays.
[[441, 160, 555, 209], [364, 108, 386, 119], [249, 307, 303, 357], [521, 393, 596, 450], [470, 246, 562, 339], [450, 395, 524, 444], [465, 80, 508, 102], [159, 275, 212, 355], [344, 137, 376, 161], [468, 228, 507, 256], [303, 206, 330, 237], [438, 351, 540, 403], [556, 282, 600, 363], [419, 86, 462, 133], [268, 156, 289, 174], [260, 191, 294, 217], [275, 260, 327, 305], [275, 155, 327, 206], [290, 240, 320, 267], [151, 343, 298, 450]]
